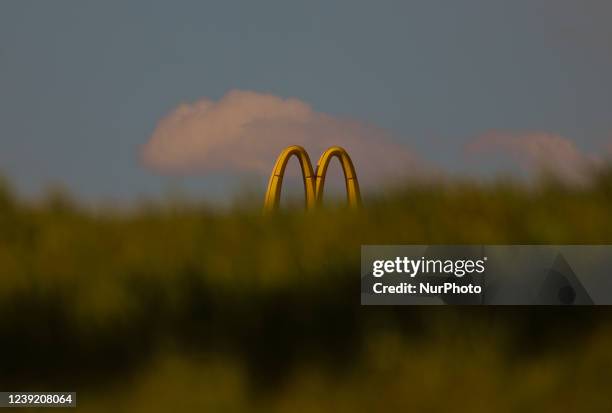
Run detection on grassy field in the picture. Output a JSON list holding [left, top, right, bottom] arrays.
[[1, 172, 612, 412]]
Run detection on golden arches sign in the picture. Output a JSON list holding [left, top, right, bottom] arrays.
[[263, 145, 361, 212]]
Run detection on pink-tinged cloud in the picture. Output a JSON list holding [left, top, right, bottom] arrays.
[[141, 90, 432, 187], [467, 131, 603, 184]]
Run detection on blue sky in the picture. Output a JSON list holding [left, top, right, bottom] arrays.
[[1, 1, 611, 201]]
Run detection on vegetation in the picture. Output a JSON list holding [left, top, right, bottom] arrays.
[[1, 172, 612, 412]]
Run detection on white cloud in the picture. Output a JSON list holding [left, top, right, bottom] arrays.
[[141, 90, 432, 187], [466, 131, 604, 185]]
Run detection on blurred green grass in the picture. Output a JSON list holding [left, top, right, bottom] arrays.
[[1, 172, 612, 412]]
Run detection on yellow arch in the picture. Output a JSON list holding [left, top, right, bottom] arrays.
[[263, 145, 316, 212], [314, 146, 361, 208], [263, 145, 361, 212]]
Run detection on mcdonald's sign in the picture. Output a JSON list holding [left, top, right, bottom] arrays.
[[263, 145, 361, 212]]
